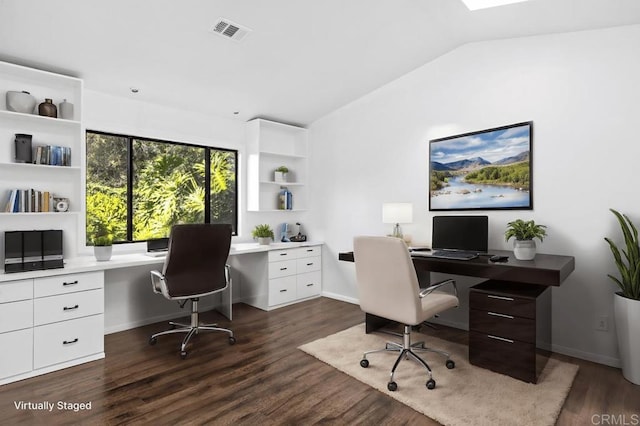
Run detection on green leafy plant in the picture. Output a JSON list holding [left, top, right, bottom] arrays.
[[252, 224, 274, 239], [604, 209, 640, 300], [505, 219, 547, 242], [92, 221, 113, 246], [275, 166, 289, 173]]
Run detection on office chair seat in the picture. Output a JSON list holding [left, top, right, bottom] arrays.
[[354, 236, 459, 391], [149, 224, 236, 359]]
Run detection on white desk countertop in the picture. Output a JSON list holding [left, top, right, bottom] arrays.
[[0, 241, 322, 283]]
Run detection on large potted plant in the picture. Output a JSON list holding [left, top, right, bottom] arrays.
[[92, 222, 113, 261], [604, 208, 640, 385], [504, 219, 547, 260], [252, 224, 274, 245]]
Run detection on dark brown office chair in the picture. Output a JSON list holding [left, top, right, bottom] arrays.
[[149, 224, 235, 359], [354, 236, 459, 391]]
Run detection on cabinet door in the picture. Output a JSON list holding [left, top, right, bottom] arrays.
[[0, 279, 33, 303], [268, 276, 297, 306], [268, 259, 297, 279], [0, 328, 33, 380], [297, 271, 321, 299], [34, 288, 104, 326], [34, 271, 104, 298], [0, 299, 33, 333]]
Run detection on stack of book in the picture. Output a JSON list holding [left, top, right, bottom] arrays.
[[33, 145, 71, 166], [3, 189, 55, 213]]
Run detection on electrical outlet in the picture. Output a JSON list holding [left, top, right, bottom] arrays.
[[596, 315, 609, 331]]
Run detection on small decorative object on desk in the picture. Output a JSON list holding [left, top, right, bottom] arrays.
[[59, 99, 74, 120], [274, 166, 288, 183], [91, 221, 113, 261], [504, 219, 547, 260], [38, 98, 57, 118], [6, 90, 36, 113], [252, 224, 274, 245]]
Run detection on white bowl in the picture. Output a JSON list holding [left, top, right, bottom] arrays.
[[6, 91, 36, 113]]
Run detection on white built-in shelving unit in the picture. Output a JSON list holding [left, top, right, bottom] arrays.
[[246, 118, 308, 212]]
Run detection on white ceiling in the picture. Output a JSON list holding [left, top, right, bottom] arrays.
[[1, 0, 640, 127]]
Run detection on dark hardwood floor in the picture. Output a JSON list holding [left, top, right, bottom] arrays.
[[0, 297, 638, 425]]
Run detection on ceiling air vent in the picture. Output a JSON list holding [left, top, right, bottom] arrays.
[[211, 18, 251, 42]]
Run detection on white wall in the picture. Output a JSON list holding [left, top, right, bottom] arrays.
[[308, 24, 640, 367]]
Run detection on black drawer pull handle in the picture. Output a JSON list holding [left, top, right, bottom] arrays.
[[306, 283, 314, 287], [306, 249, 314, 252], [280, 267, 288, 271], [487, 312, 514, 319], [487, 295, 514, 301], [487, 335, 514, 344], [63, 280, 79, 286], [63, 305, 79, 311], [306, 263, 313, 266], [279, 289, 287, 293], [279, 253, 288, 256], [63, 338, 79, 345]]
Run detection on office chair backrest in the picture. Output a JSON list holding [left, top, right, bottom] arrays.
[[353, 236, 422, 325], [163, 224, 232, 298]]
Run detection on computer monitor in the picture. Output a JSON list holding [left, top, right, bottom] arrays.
[[432, 215, 488, 253]]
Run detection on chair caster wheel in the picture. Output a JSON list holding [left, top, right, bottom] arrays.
[[149, 337, 157, 346], [426, 379, 436, 389], [360, 359, 369, 368], [180, 351, 188, 359], [228, 336, 236, 345], [387, 381, 398, 392], [446, 359, 455, 369]]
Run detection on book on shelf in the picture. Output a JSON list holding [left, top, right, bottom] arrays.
[[33, 145, 71, 167], [3, 188, 57, 213]]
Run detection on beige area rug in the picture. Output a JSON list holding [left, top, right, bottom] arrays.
[[299, 324, 579, 426]]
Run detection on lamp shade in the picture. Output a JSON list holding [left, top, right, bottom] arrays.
[[382, 203, 413, 224]]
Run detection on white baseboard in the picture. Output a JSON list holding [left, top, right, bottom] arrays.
[[104, 302, 218, 335], [551, 343, 621, 368], [321, 291, 358, 305]]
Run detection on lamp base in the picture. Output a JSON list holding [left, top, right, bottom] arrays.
[[392, 223, 403, 239]]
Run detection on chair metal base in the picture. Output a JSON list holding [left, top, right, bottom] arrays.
[[360, 325, 454, 391], [149, 298, 235, 358]]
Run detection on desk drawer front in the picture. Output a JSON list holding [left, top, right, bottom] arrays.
[[296, 256, 321, 274], [0, 328, 33, 380], [293, 246, 321, 258], [35, 272, 104, 298], [469, 291, 535, 319], [469, 330, 536, 383], [297, 271, 321, 299], [268, 259, 297, 279], [469, 308, 535, 343], [33, 314, 104, 369], [34, 288, 104, 326], [0, 299, 33, 333], [268, 249, 298, 262], [0, 279, 33, 303], [268, 276, 297, 306]]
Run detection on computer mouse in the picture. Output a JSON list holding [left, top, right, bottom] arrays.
[[489, 255, 509, 262]]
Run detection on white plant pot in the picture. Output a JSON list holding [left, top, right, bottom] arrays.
[[257, 237, 271, 245], [274, 171, 287, 183], [614, 292, 640, 384], [94, 245, 112, 261], [513, 239, 536, 260]]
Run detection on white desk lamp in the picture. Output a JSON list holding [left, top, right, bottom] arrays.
[[382, 203, 413, 239]]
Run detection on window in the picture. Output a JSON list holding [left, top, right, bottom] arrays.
[[86, 131, 237, 244]]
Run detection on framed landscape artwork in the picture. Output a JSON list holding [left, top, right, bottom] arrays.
[[429, 121, 533, 211]]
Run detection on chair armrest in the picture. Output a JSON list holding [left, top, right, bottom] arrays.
[[150, 270, 165, 294], [419, 278, 457, 298]]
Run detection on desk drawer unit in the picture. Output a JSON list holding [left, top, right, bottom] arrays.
[[264, 245, 322, 310], [469, 280, 551, 383]]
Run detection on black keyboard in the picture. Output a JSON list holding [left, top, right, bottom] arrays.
[[430, 250, 478, 260]]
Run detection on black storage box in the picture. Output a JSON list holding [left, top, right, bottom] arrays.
[[4, 230, 63, 273]]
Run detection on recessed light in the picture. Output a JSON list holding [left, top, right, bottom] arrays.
[[462, 0, 530, 11]]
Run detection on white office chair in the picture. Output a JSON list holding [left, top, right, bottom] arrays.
[[353, 236, 459, 391]]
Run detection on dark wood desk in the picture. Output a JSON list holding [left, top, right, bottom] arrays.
[[338, 249, 575, 383]]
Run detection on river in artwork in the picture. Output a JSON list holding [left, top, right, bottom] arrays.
[[430, 176, 530, 210]]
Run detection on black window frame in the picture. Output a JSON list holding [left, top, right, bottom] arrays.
[[86, 130, 238, 243]]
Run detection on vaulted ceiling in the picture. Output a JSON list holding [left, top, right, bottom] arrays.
[[1, 0, 640, 126]]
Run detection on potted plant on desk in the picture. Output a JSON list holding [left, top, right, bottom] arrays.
[[504, 219, 547, 260], [252, 224, 274, 245], [604, 208, 640, 385], [92, 222, 113, 261]]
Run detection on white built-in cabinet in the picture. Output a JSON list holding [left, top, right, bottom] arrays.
[[0, 60, 83, 258], [0, 271, 105, 385], [246, 118, 308, 211]]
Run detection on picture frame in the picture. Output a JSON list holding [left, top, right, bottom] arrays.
[[429, 121, 533, 211]]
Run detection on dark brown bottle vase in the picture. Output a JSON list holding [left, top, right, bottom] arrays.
[[38, 98, 57, 118]]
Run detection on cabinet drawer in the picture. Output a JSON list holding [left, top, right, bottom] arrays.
[[0, 299, 33, 333], [268, 259, 297, 279], [34, 288, 104, 326], [296, 256, 321, 274], [34, 271, 104, 298], [297, 271, 321, 299], [469, 291, 535, 319], [0, 279, 33, 303], [0, 328, 33, 380], [268, 276, 297, 306], [293, 246, 321, 258], [268, 249, 298, 262], [469, 308, 535, 343], [469, 330, 536, 383], [34, 314, 104, 369]]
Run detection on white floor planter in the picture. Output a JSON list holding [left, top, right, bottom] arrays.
[[94, 246, 112, 261], [614, 293, 640, 385], [513, 239, 536, 260]]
